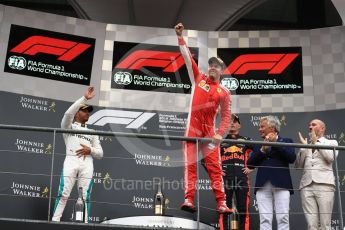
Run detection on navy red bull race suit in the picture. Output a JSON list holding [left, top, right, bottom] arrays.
[[178, 37, 231, 206], [220, 134, 253, 230]]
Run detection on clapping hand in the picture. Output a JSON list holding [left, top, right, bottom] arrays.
[[261, 132, 277, 153], [309, 130, 317, 144], [298, 132, 307, 144]]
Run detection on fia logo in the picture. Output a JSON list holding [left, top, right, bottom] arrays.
[[8, 56, 26, 70], [113, 72, 133, 85], [221, 77, 239, 90]]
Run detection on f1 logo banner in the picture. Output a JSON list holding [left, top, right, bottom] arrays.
[[218, 47, 303, 94], [87, 110, 156, 129], [4, 24, 95, 85], [86, 108, 187, 135], [112, 42, 197, 94]]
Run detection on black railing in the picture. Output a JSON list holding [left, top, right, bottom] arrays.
[[0, 124, 344, 229]]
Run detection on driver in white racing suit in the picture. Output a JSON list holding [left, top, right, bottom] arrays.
[[52, 86, 103, 222]]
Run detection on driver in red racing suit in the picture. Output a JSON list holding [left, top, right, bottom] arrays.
[[175, 23, 232, 214]]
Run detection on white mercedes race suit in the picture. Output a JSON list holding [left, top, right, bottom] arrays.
[[52, 96, 103, 222]]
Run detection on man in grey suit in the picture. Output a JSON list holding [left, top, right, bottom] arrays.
[[295, 119, 338, 230]]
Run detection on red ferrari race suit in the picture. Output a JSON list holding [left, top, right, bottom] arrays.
[[178, 37, 231, 204]]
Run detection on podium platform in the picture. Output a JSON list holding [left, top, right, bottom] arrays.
[[102, 216, 216, 229], [0, 216, 216, 230]]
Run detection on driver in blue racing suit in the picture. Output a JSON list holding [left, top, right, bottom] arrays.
[[219, 114, 253, 230]]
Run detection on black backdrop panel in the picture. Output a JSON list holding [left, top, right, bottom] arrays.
[[0, 91, 344, 229]]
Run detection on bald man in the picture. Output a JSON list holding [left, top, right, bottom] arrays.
[[295, 119, 338, 230]]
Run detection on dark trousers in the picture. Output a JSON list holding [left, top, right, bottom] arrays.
[[222, 176, 250, 230]]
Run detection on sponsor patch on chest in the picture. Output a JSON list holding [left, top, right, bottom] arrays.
[[198, 80, 210, 92]]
